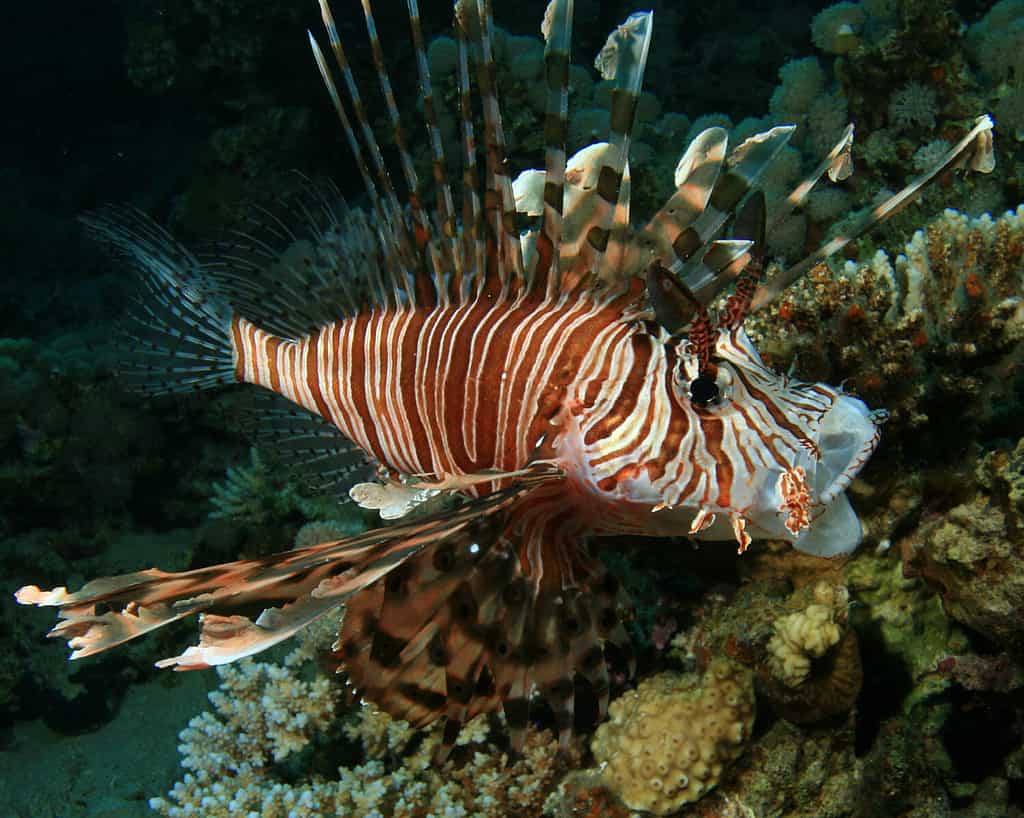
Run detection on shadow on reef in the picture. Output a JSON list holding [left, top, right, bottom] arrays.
[[943, 683, 1023, 785], [853, 618, 916, 756]]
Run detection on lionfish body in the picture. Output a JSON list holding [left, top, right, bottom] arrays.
[[19, 0, 994, 755]]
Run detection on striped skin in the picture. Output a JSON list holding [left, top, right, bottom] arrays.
[[231, 280, 645, 486], [221, 259, 882, 753], [566, 327, 877, 545]]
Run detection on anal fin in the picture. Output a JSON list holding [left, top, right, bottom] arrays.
[[332, 487, 634, 755]]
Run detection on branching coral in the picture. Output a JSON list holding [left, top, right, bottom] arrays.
[[149, 644, 340, 817], [149, 640, 579, 818], [746, 205, 1024, 448]]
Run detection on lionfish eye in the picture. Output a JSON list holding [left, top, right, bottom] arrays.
[[689, 374, 721, 407]]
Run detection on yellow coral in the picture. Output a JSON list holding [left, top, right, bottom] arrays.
[[767, 582, 846, 688], [591, 658, 755, 815]]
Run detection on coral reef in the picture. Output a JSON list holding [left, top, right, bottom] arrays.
[[904, 437, 1024, 651], [7, 2, 1024, 816], [149, 642, 340, 817], [700, 718, 860, 818], [745, 205, 1024, 455], [590, 658, 755, 815], [150, 636, 580, 817], [844, 539, 968, 697]]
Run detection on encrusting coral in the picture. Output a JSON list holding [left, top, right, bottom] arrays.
[[904, 437, 1024, 652], [590, 658, 755, 815]]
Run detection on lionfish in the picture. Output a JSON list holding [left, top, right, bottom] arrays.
[[18, 0, 993, 757]]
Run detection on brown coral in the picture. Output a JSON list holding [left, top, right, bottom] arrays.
[[762, 629, 863, 724]]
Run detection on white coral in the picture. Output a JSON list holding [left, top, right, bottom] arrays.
[[811, 2, 867, 54], [150, 647, 340, 817], [888, 81, 938, 130], [769, 57, 826, 120]]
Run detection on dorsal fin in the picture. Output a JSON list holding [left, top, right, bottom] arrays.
[[584, 11, 653, 285], [635, 127, 728, 279], [357, 0, 443, 308], [455, 0, 525, 293], [718, 191, 766, 329], [313, 1, 412, 308], [668, 126, 794, 303], [407, 0, 462, 302], [752, 115, 996, 310], [530, 0, 574, 298], [199, 180, 375, 337], [767, 123, 853, 234], [681, 125, 796, 274], [307, 29, 395, 282], [454, 1, 486, 298], [680, 238, 753, 302]]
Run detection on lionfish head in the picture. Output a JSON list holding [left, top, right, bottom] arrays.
[[666, 319, 884, 558]]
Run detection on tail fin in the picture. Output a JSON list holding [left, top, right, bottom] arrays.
[[81, 207, 237, 395]]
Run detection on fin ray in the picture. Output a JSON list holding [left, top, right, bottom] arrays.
[[16, 475, 556, 668]]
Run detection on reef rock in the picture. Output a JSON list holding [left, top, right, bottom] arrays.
[[906, 439, 1024, 651]]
